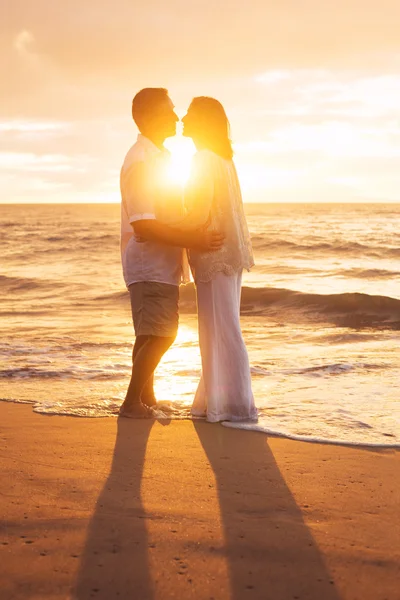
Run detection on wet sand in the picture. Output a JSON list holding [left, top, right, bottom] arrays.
[[1, 402, 399, 600]]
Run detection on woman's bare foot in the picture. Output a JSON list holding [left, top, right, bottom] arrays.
[[119, 401, 153, 419]]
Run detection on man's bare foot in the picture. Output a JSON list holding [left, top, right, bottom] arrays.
[[119, 401, 153, 419], [141, 395, 157, 408]]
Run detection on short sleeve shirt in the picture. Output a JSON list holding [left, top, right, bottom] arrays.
[[120, 135, 184, 288]]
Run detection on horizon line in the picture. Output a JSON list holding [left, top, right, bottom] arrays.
[[1, 200, 400, 206]]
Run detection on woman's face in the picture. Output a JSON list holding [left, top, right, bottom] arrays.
[[181, 105, 203, 139]]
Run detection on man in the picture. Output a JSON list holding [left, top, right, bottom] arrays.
[[119, 88, 223, 418]]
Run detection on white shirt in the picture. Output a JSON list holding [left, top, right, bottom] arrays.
[[120, 134, 184, 288]]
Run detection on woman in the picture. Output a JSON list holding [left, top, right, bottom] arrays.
[[176, 97, 257, 422]]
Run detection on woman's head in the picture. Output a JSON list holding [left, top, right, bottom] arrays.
[[182, 97, 233, 159]]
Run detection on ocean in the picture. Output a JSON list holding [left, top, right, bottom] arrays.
[[1, 202, 399, 447]]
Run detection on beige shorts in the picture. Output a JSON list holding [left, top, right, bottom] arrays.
[[128, 282, 179, 338]]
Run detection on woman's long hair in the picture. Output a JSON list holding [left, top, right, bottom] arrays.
[[190, 97, 233, 159]]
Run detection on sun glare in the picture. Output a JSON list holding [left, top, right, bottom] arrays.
[[164, 136, 195, 185], [154, 324, 200, 404]]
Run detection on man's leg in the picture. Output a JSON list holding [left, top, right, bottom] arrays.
[[119, 335, 149, 417], [121, 282, 178, 417], [131, 335, 157, 408], [140, 373, 156, 407], [132, 335, 149, 361], [120, 335, 176, 417]]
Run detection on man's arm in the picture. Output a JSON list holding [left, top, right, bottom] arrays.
[[123, 157, 223, 251], [133, 220, 224, 252]]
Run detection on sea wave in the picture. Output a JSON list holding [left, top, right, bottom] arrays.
[[251, 237, 400, 259], [284, 362, 388, 376], [180, 285, 400, 328], [221, 421, 400, 448], [1, 396, 399, 448], [333, 268, 400, 279], [0, 275, 86, 295], [253, 265, 400, 279], [0, 274, 56, 292], [45, 233, 115, 243], [245, 287, 400, 328], [0, 221, 19, 228], [2, 272, 400, 329], [0, 340, 132, 356], [91, 284, 400, 329], [0, 359, 389, 382], [0, 366, 126, 380]]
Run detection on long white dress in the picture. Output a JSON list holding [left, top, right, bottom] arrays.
[[176, 150, 257, 422]]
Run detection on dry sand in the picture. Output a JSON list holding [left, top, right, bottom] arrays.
[[1, 402, 399, 600]]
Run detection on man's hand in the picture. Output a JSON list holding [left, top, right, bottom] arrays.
[[192, 230, 225, 252]]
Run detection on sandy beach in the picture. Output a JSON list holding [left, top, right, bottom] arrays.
[[1, 402, 399, 600]]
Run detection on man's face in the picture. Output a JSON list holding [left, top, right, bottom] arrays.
[[150, 96, 179, 140]]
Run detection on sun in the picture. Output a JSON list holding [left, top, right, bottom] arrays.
[[164, 136, 195, 185]]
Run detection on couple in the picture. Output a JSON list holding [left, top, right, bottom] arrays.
[[119, 87, 257, 423]]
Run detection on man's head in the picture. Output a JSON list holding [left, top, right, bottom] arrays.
[[131, 88, 178, 144]]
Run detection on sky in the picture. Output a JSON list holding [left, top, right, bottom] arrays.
[[2, 0, 400, 203]]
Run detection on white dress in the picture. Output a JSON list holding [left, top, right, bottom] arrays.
[[176, 150, 258, 422]]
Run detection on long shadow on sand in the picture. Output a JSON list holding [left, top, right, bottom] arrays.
[[73, 418, 154, 600], [194, 422, 342, 600]]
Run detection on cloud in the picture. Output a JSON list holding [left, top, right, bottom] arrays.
[[13, 30, 35, 56], [0, 120, 67, 133], [3, 1, 400, 120], [2, 62, 400, 203], [2, 2, 400, 203], [0, 119, 126, 202]]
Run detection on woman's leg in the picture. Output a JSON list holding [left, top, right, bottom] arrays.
[[194, 271, 257, 422]]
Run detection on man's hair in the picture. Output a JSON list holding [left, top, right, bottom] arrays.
[[131, 88, 169, 129]]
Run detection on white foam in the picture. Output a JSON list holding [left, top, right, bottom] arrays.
[[221, 421, 400, 448]]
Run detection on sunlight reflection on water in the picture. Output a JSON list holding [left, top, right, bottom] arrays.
[[154, 325, 201, 405]]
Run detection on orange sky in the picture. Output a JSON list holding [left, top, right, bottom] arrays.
[[2, 0, 400, 203]]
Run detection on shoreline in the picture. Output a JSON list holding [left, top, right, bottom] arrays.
[[1, 398, 399, 450], [1, 402, 399, 600]]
